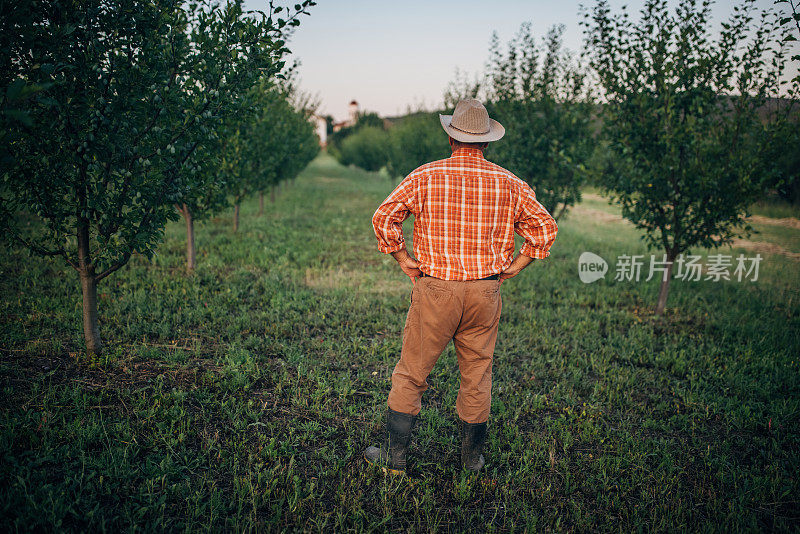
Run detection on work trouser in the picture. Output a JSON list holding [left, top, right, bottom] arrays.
[[387, 275, 502, 424]]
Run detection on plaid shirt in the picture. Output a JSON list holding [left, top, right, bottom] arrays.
[[372, 147, 558, 281]]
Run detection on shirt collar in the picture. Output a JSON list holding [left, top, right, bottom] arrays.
[[450, 147, 486, 159]]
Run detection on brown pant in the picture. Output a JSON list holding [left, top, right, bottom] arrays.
[[387, 276, 502, 424]]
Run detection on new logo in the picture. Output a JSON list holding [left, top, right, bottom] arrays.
[[578, 252, 608, 283]]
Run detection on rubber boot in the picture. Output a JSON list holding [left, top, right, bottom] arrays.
[[364, 408, 415, 474], [459, 419, 487, 472]]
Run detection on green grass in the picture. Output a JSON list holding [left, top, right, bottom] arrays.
[[749, 198, 800, 220], [1, 152, 799, 532]]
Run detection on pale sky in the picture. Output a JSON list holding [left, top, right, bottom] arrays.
[[244, 0, 797, 121]]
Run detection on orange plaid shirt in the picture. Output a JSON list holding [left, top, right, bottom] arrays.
[[372, 147, 558, 281]]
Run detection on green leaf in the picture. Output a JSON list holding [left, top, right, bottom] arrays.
[[6, 79, 26, 101], [4, 109, 34, 127]]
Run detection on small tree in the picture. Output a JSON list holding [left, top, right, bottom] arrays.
[[327, 111, 382, 163], [582, 0, 787, 315], [272, 89, 320, 185], [255, 64, 320, 213], [174, 142, 229, 270], [338, 126, 390, 172], [220, 80, 319, 232], [385, 112, 450, 181], [758, 0, 800, 204], [171, 2, 277, 270], [484, 23, 595, 219], [0, 0, 314, 353]]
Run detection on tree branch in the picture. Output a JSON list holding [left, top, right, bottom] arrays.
[[94, 254, 130, 282], [7, 227, 78, 270]]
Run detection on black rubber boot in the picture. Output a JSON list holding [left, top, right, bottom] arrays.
[[364, 408, 416, 474], [459, 419, 487, 472]]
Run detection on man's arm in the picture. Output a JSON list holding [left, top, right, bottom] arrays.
[[372, 176, 420, 283], [391, 248, 422, 284], [500, 180, 558, 283], [498, 253, 534, 283]]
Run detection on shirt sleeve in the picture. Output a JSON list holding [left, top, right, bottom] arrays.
[[513, 179, 558, 259], [372, 174, 419, 254]]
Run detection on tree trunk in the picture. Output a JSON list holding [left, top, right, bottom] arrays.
[[80, 273, 101, 355], [179, 204, 196, 271], [554, 202, 568, 221], [259, 192, 264, 216], [655, 250, 677, 316], [233, 203, 240, 232], [77, 219, 101, 354], [270, 185, 276, 203]]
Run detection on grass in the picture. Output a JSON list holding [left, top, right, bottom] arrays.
[[749, 198, 800, 220], [1, 152, 799, 532]]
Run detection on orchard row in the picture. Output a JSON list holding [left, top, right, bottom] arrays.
[[1, 0, 319, 353]]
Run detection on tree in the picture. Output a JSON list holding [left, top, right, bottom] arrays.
[[327, 111, 382, 163], [272, 88, 320, 187], [219, 80, 318, 232], [173, 139, 229, 271], [0, 0, 315, 353], [443, 67, 482, 110], [0, 1, 54, 178], [484, 23, 595, 219], [170, 2, 278, 270], [758, 0, 800, 204], [582, 0, 787, 315], [337, 126, 390, 172], [385, 112, 450, 180], [260, 63, 320, 211]]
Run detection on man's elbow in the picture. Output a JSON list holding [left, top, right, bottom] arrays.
[[371, 209, 384, 234]]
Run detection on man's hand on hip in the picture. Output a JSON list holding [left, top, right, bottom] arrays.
[[390, 248, 422, 284], [498, 253, 534, 284]]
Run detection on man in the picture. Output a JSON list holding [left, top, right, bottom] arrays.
[[365, 98, 558, 474]]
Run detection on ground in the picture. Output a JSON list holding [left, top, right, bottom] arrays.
[[1, 153, 798, 532]]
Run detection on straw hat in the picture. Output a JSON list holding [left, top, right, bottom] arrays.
[[439, 98, 505, 143]]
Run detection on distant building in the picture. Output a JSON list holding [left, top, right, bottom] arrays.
[[332, 100, 360, 132]]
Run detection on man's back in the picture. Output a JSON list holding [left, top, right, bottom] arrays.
[[373, 146, 558, 281]]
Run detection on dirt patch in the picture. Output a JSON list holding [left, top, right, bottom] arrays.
[[570, 204, 627, 224], [0, 349, 224, 406], [729, 239, 800, 261], [747, 214, 800, 230], [581, 192, 608, 203]]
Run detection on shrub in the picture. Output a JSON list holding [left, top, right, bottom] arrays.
[[337, 126, 390, 172], [386, 112, 450, 180]]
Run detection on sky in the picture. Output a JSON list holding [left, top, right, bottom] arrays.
[[243, 0, 797, 121]]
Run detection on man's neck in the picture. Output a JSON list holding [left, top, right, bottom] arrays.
[[451, 146, 485, 158]]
